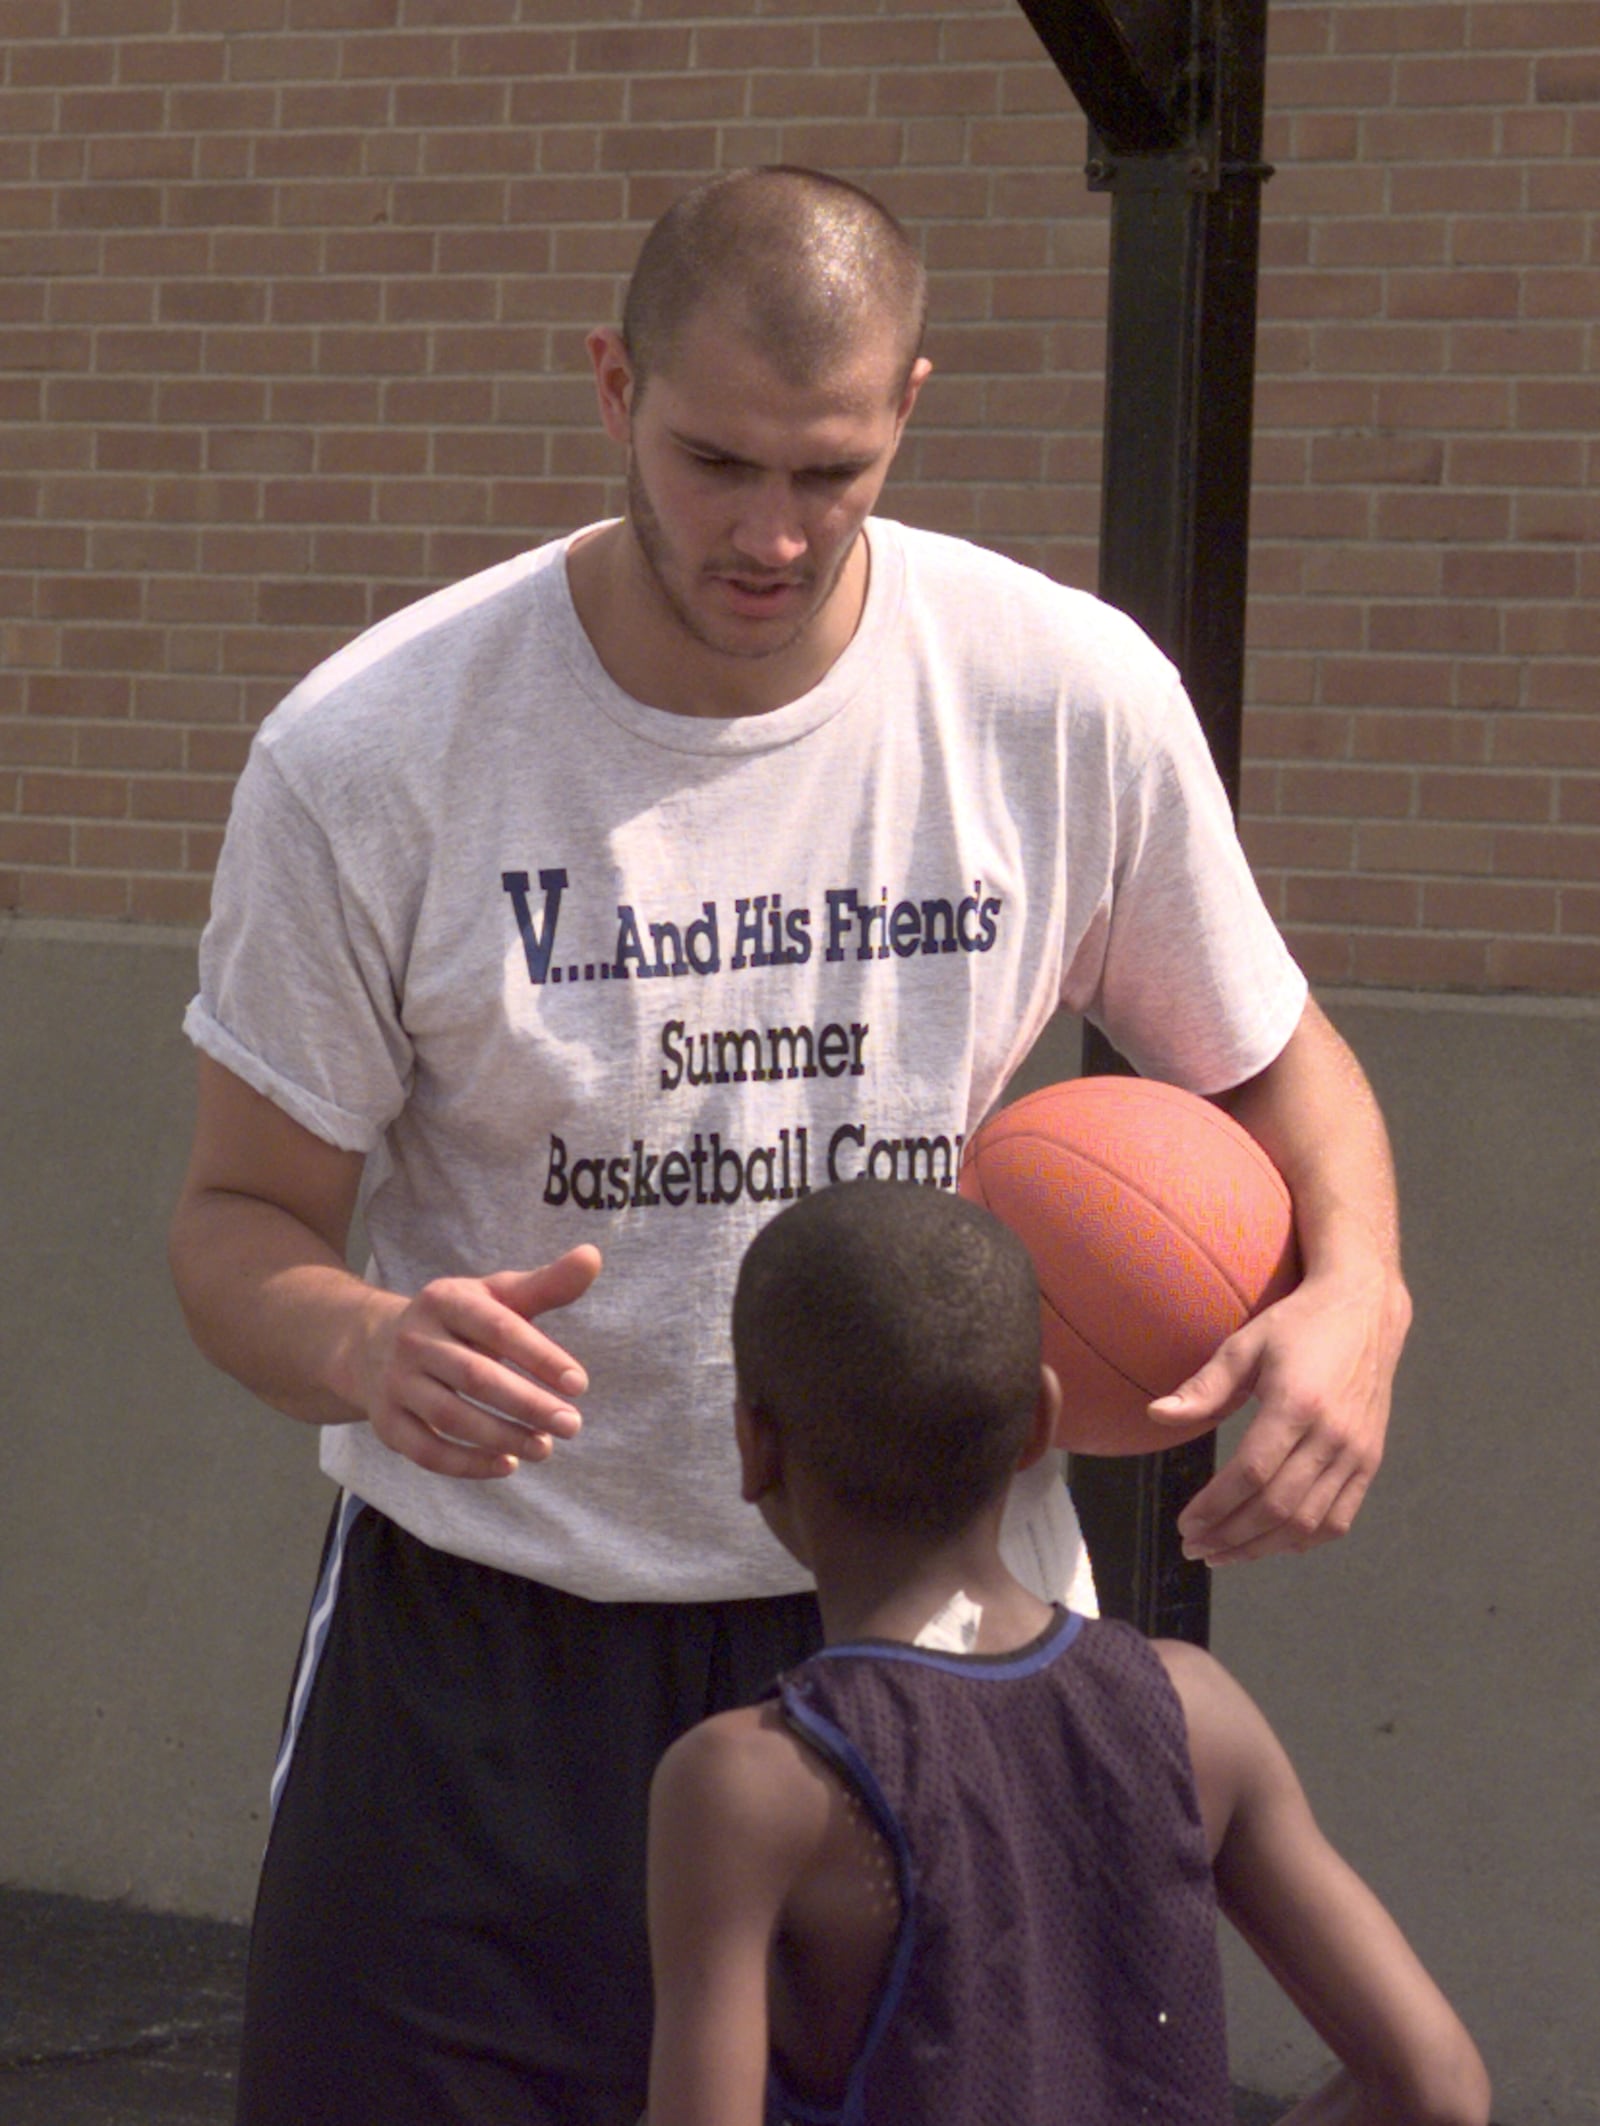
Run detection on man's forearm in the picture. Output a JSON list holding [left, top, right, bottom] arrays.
[[169, 1187, 400, 1429], [1216, 996, 1407, 1286]]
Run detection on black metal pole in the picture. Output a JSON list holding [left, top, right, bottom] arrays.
[[1013, 0, 1273, 1640]]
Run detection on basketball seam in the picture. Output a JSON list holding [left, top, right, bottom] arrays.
[[1040, 1291, 1150, 1400], [992, 1127, 1279, 1316]]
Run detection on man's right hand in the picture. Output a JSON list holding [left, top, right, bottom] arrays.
[[170, 1056, 600, 1476], [359, 1252, 601, 1480]]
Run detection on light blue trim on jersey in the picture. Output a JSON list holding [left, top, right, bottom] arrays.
[[768, 1692, 921, 2126], [268, 1490, 366, 1821]]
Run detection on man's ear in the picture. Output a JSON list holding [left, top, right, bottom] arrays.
[[735, 1396, 782, 1504], [586, 325, 636, 444], [891, 354, 933, 444], [1016, 1364, 1061, 1472]]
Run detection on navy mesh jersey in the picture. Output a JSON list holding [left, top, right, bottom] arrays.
[[768, 1610, 1233, 2126]]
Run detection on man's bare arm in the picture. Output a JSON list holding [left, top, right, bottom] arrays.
[[168, 1055, 597, 1479], [1151, 996, 1413, 1561], [1161, 1642, 1490, 2126]]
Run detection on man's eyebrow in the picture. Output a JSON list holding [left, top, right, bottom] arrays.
[[669, 428, 756, 465], [668, 427, 878, 478]]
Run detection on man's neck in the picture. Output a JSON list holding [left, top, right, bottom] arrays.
[[565, 520, 870, 720]]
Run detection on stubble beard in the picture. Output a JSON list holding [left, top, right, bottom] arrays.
[[624, 454, 852, 665]]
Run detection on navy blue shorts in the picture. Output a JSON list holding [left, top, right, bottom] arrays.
[[236, 1498, 822, 2126]]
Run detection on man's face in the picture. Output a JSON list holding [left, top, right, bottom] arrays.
[[600, 305, 927, 669]]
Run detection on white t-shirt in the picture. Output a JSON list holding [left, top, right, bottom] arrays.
[[186, 519, 1306, 1604]]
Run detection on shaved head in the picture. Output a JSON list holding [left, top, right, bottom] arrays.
[[622, 166, 928, 398]]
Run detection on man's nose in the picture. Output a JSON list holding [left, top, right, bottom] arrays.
[[731, 479, 809, 569]]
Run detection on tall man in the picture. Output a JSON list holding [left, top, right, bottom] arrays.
[[170, 167, 1411, 2126]]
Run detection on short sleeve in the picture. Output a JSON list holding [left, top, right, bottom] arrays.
[[183, 741, 414, 1154], [1074, 677, 1306, 1095]]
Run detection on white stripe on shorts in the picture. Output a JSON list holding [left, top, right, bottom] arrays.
[[269, 1491, 366, 1821]]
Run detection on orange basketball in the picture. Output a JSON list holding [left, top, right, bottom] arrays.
[[959, 1077, 1299, 1456]]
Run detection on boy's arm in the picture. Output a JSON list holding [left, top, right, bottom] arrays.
[[1159, 1642, 1490, 2126], [647, 1706, 825, 2126]]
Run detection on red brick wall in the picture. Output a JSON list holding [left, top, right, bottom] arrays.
[[1, 0, 1595, 992]]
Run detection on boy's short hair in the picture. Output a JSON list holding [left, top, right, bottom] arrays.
[[622, 165, 928, 398], [731, 1181, 1042, 1539]]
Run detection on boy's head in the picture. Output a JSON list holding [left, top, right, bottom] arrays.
[[731, 1181, 1045, 1541]]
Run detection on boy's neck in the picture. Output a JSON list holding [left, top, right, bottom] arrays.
[[807, 1511, 1055, 1656]]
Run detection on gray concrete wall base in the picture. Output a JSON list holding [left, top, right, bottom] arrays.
[[0, 919, 332, 1919], [1208, 993, 1600, 2126], [2, 923, 1595, 2119]]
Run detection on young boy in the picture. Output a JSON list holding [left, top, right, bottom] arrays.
[[646, 1182, 1489, 2126]]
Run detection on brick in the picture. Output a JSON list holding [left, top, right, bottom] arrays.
[[1349, 933, 1492, 989], [1535, 53, 1600, 102], [1450, 323, 1586, 376], [630, 74, 750, 124], [22, 769, 130, 818], [573, 26, 690, 73], [76, 822, 188, 870], [1284, 873, 1422, 927], [0, 818, 74, 864], [1485, 937, 1600, 992], [76, 723, 186, 772], [131, 874, 214, 923], [1493, 826, 1600, 882], [1444, 437, 1580, 491], [1352, 711, 1490, 764], [1492, 717, 1600, 770], [1369, 603, 1502, 656], [1525, 162, 1599, 212], [1302, 546, 1442, 597], [1374, 379, 1512, 432], [118, 41, 223, 91], [1389, 163, 1522, 213], [1270, 54, 1398, 110], [1443, 547, 1580, 600], [1363, 109, 1498, 160], [205, 428, 314, 476], [1563, 887, 1600, 937], [1334, 5, 1465, 53], [1516, 381, 1600, 433], [1311, 434, 1445, 485], [1503, 604, 1600, 658], [1557, 779, 1600, 828], [1422, 877, 1559, 932], [15, 869, 134, 918], [1418, 769, 1553, 822], [1512, 663, 1589, 714], [1468, 2, 1600, 48], [1397, 53, 1533, 103], [1317, 654, 1453, 714], [1455, 664, 1526, 713], [1279, 763, 1416, 817], [1358, 821, 1496, 874], [132, 675, 249, 723], [1522, 269, 1600, 320], [1311, 218, 1449, 270], [1374, 492, 1511, 542], [1456, 214, 1585, 269]]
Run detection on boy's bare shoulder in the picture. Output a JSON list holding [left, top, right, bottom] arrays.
[[1150, 1637, 1291, 1857], [652, 1700, 835, 1860]]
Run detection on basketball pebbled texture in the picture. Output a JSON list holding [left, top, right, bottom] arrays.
[[959, 1076, 1300, 1457]]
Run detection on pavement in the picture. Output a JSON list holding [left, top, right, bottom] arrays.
[[0, 1889, 246, 2126], [0, 1884, 1291, 2125]]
